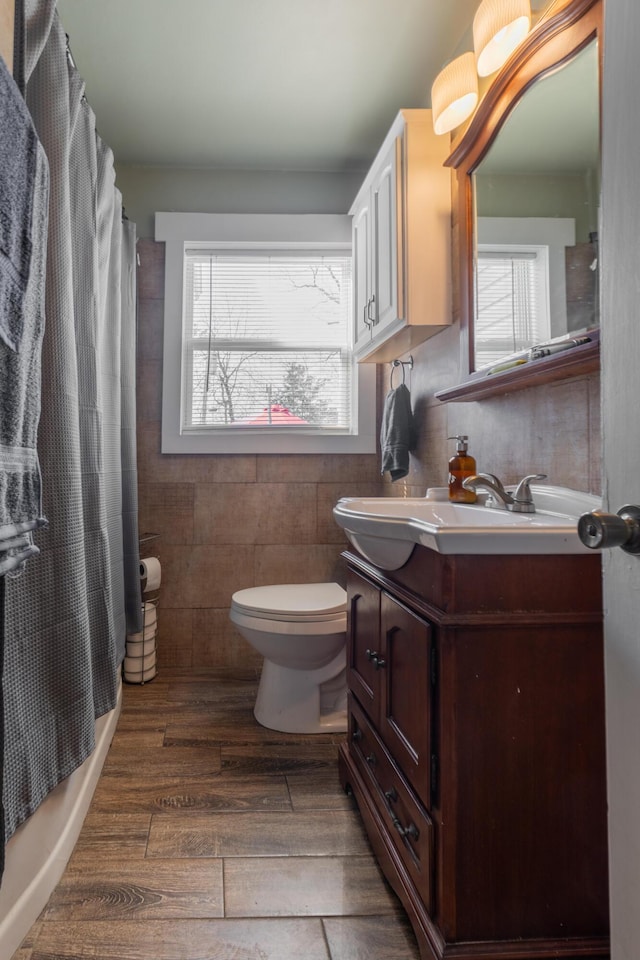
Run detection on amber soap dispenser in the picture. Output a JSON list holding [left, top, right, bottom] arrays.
[[448, 435, 477, 503]]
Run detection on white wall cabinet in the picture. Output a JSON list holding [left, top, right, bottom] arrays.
[[351, 109, 452, 363]]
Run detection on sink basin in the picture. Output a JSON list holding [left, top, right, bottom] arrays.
[[333, 485, 601, 569]]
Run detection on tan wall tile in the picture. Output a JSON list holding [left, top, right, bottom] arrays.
[[156, 609, 194, 668], [255, 545, 346, 589], [137, 422, 257, 485], [159, 545, 255, 609], [257, 454, 379, 484], [137, 240, 165, 300], [588, 375, 602, 495], [138, 483, 195, 545], [194, 483, 318, 545], [137, 298, 164, 362], [136, 359, 162, 423], [192, 609, 262, 670], [317, 482, 382, 544]]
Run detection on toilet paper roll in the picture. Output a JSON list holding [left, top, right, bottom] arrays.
[[126, 637, 156, 658], [127, 623, 158, 643], [140, 556, 161, 592], [124, 663, 157, 684], [124, 650, 157, 673], [141, 601, 158, 626]]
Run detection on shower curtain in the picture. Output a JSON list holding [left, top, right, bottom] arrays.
[[1, 0, 142, 856]]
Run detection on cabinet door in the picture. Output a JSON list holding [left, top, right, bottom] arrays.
[[372, 135, 402, 335], [352, 198, 373, 354], [346, 570, 382, 720], [379, 591, 432, 806]]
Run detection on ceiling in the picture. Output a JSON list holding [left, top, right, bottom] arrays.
[[55, 0, 480, 172]]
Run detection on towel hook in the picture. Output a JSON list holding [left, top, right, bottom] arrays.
[[390, 356, 413, 389]]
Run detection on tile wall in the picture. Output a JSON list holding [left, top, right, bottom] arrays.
[[136, 190, 601, 670]]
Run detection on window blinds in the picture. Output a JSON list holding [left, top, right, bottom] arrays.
[[475, 251, 544, 367], [183, 251, 353, 431]]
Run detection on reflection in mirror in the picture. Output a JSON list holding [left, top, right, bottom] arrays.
[[472, 39, 599, 371]]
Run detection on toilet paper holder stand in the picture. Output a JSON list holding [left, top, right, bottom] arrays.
[[125, 532, 161, 684]]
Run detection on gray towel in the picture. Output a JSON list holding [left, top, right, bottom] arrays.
[[380, 383, 416, 481], [0, 62, 49, 576], [0, 54, 38, 353]]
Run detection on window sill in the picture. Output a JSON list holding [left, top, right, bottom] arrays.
[[435, 330, 600, 403]]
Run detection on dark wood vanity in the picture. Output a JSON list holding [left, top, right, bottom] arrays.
[[341, 2, 608, 949], [339, 545, 609, 959]]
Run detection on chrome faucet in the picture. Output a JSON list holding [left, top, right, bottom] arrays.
[[462, 473, 547, 513]]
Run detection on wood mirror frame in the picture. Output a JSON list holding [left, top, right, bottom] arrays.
[[436, 0, 602, 404]]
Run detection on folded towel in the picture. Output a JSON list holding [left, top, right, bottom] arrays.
[[0, 63, 49, 576], [0, 534, 39, 578], [380, 383, 417, 481], [0, 54, 38, 353]]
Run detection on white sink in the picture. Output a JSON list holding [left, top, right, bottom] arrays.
[[333, 485, 601, 569]]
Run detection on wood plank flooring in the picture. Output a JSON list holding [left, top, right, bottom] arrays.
[[16, 669, 420, 960]]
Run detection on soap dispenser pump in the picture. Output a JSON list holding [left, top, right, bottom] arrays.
[[447, 435, 477, 503]]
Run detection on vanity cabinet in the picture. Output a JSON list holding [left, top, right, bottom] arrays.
[[351, 109, 451, 363], [340, 547, 610, 960]]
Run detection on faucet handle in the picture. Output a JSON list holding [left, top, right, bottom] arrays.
[[513, 474, 547, 504], [474, 472, 507, 493]]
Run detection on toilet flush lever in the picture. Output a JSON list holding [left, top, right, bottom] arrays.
[[578, 505, 640, 554]]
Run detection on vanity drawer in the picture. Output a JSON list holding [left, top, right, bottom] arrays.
[[348, 695, 434, 913]]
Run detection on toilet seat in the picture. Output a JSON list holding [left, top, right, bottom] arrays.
[[231, 582, 346, 623]]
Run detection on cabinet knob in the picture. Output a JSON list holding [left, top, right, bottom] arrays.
[[365, 753, 376, 766], [351, 728, 362, 742], [384, 788, 398, 803], [365, 648, 386, 669]]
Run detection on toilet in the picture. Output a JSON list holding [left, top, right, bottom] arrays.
[[229, 582, 348, 734]]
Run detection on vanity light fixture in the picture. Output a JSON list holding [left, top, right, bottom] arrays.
[[473, 0, 531, 76], [431, 52, 479, 135]]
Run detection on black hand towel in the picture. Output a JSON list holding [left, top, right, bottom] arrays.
[[380, 383, 416, 481]]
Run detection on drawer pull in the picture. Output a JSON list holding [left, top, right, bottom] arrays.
[[366, 753, 376, 766], [392, 816, 420, 841], [365, 649, 386, 669], [351, 728, 362, 742], [384, 788, 398, 803]]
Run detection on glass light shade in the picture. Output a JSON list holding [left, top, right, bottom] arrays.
[[473, 0, 531, 77], [431, 52, 479, 136]]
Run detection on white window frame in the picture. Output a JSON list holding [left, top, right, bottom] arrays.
[[156, 213, 376, 454]]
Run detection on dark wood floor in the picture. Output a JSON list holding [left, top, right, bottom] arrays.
[[16, 669, 420, 960]]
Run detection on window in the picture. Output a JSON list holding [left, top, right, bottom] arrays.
[[475, 245, 550, 368], [474, 216, 576, 371], [156, 214, 376, 454]]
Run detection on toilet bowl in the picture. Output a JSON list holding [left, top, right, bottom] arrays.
[[229, 582, 348, 734]]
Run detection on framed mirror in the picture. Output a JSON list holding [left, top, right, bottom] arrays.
[[437, 0, 601, 403]]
